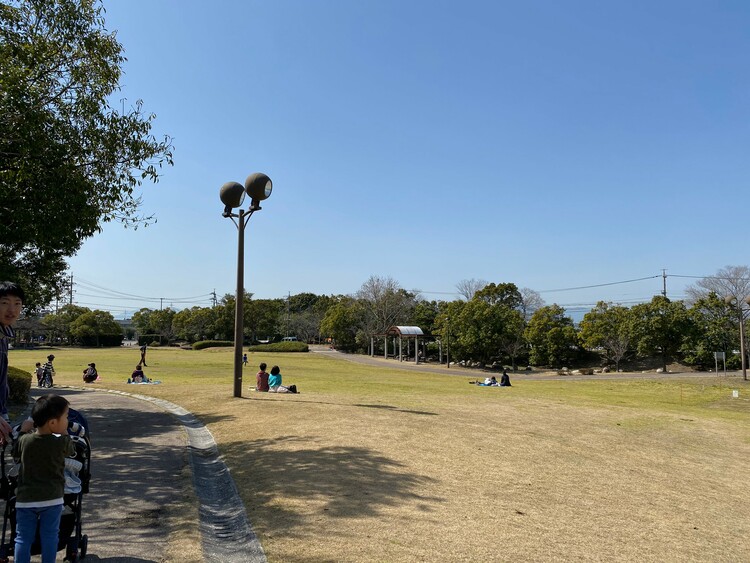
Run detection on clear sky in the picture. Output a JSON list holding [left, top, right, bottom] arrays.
[[67, 0, 750, 319]]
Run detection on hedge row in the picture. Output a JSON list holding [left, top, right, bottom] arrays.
[[8, 366, 31, 405], [247, 342, 309, 353], [192, 340, 233, 350]]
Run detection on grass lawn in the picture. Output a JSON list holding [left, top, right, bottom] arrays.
[[9, 346, 750, 562]]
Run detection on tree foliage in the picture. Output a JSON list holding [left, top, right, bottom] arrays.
[[0, 0, 174, 308], [320, 298, 363, 351], [629, 296, 690, 372], [40, 303, 88, 343], [685, 265, 750, 305], [525, 305, 578, 367], [69, 309, 122, 346], [356, 275, 416, 336], [579, 302, 632, 371]]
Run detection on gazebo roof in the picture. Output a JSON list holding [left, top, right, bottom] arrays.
[[385, 325, 424, 336]]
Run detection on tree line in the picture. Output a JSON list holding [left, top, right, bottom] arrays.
[[31, 267, 750, 372]]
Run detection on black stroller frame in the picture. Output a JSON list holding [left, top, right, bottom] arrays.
[[0, 410, 91, 562]]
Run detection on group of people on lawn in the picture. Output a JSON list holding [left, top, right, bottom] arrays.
[[255, 363, 298, 393]]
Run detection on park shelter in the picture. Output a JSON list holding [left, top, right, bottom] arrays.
[[372, 326, 425, 364]]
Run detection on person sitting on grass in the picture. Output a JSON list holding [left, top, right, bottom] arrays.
[[82, 362, 98, 383], [131, 365, 148, 383], [256, 362, 269, 392], [499, 369, 512, 387], [267, 365, 298, 394], [13, 394, 76, 563]]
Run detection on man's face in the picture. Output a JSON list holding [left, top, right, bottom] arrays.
[[0, 295, 23, 327]]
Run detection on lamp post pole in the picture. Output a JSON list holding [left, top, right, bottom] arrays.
[[739, 307, 747, 381], [233, 208, 246, 398], [220, 173, 273, 398], [725, 295, 750, 381]]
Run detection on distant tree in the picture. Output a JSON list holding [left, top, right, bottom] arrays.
[[579, 302, 633, 371], [69, 310, 123, 346], [474, 282, 523, 309], [685, 265, 750, 305], [0, 0, 173, 309], [320, 298, 363, 351], [682, 292, 736, 369], [284, 292, 330, 342], [433, 300, 467, 361], [525, 305, 578, 367], [455, 279, 488, 301], [286, 310, 320, 343], [149, 308, 176, 343], [357, 276, 416, 336], [629, 296, 690, 372], [410, 300, 440, 333], [247, 298, 283, 342], [131, 308, 155, 337], [519, 287, 545, 322], [497, 311, 527, 370], [41, 304, 89, 344], [172, 306, 218, 343]]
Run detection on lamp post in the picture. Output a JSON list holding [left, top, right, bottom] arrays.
[[724, 295, 750, 381], [220, 172, 273, 397]]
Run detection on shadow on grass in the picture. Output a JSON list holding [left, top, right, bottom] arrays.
[[224, 435, 442, 536], [238, 395, 438, 416], [354, 404, 438, 416]]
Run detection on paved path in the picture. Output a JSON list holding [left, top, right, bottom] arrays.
[[15, 387, 265, 563], [312, 347, 749, 382]]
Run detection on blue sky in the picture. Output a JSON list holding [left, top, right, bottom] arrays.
[[67, 0, 750, 318]]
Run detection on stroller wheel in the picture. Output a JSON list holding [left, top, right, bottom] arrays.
[[80, 535, 88, 557]]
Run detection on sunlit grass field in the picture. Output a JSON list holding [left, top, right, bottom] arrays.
[[9, 346, 750, 562]]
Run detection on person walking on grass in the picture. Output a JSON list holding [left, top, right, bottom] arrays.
[[139, 344, 148, 367], [13, 394, 76, 563]]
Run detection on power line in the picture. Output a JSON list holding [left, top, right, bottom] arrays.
[[537, 275, 661, 293]]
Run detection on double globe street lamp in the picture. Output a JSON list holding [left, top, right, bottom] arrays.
[[724, 295, 750, 381], [220, 172, 273, 397]]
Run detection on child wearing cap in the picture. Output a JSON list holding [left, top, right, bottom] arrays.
[[13, 394, 76, 563]]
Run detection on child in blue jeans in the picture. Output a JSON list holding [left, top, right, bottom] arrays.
[[12, 394, 75, 563]]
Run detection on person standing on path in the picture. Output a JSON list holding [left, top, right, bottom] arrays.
[[0, 282, 24, 438], [13, 394, 76, 563], [139, 344, 148, 367]]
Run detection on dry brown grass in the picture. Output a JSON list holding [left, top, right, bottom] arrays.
[[11, 347, 750, 562]]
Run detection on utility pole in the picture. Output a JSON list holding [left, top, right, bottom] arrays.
[[286, 291, 290, 337], [160, 297, 163, 310], [662, 269, 667, 298], [211, 289, 218, 307], [69, 274, 73, 305]]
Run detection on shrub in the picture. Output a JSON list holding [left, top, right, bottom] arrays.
[[193, 340, 233, 350], [247, 342, 309, 353], [8, 366, 31, 405]]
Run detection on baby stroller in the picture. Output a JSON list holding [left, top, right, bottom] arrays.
[[0, 409, 91, 562]]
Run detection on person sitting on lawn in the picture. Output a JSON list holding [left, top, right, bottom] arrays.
[[499, 369, 512, 387], [82, 363, 98, 383], [256, 362, 269, 392], [267, 365, 297, 393], [131, 365, 148, 383]]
